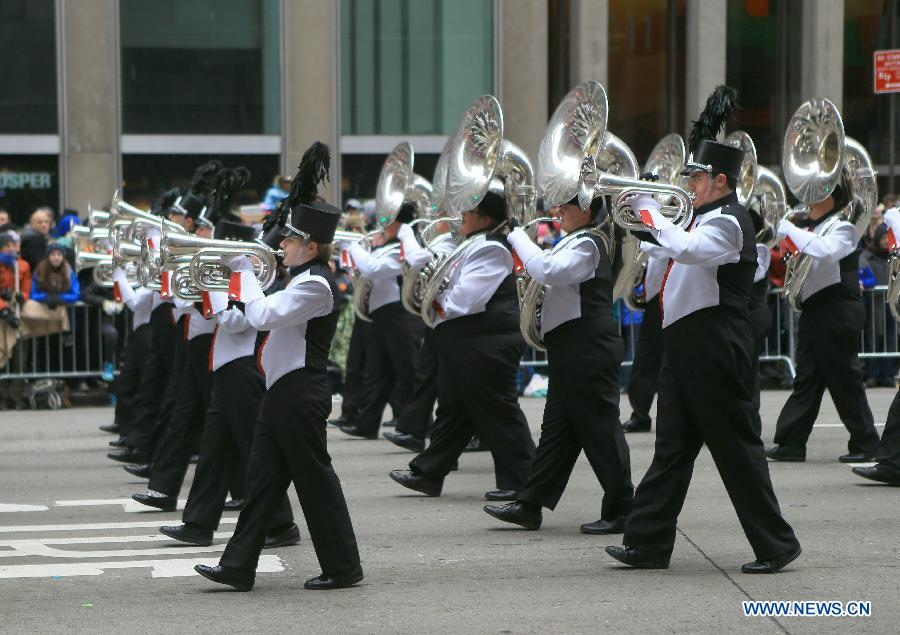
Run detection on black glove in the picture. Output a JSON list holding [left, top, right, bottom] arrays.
[[639, 171, 660, 182], [0, 289, 11, 301], [46, 293, 61, 310], [0, 307, 19, 329]]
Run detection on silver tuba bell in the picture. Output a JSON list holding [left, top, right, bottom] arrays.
[[419, 95, 537, 329]]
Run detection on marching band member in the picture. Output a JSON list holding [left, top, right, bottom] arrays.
[[767, 184, 880, 463], [852, 207, 900, 486], [606, 86, 801, 574], [621, 247, 667, 433], [195, 145, 362, 592], [389, 190, 536, 501], [337, 206, 419, 440], [483, 196, 634, 532], [748, 207, 773, 436], [383, 212, 457, 452], [159, 223, 298, 547]]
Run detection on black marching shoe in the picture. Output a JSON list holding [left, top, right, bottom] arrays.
[[605, 545, 670, 569], [580, 516, 627, 535], [108, 447, 148, 464], [304, 566, 364, 590], [389, 470, 443, 497], [109, 436, 128, 448], [622, 417, 651, 433], [838, 451, 878, 463], [194, 564, 254, 591], [327, 416, 347, 428], [264, 524, 301, 549], [741, 545, 802, 574], [483, 502, 542, 530], [340, 424, 378, 440], [160, 523, 213, 547], [765, 445, 806, 462], [484, 489, 518, 501], [223, 498, 244, 511], [132, 492, 177, 512], [852, 465, 900, 485], [383, 431, 425, 452], [99, 423, 120, 434], [123, 463, 154, 479]]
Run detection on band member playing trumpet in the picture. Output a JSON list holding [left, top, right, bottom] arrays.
[[483, 196, 634, 532], [389, 191, 536, 501], [607, 86, 801, 574], [195, 147, 362, 592], [767, 182, 880, 463]]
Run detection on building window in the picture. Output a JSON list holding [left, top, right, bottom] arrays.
[[844, 0, 897, 186], [0, 0, 57, 133], [122, 154, 280, 213], [340, 0, 494, 136], [726, 0, 802, 167], [0, 155, 59, 225], [119, 0, 280, 135], [607, 0, 686, 163]]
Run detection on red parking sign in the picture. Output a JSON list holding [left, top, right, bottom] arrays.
[[875, 49, 900, 93]]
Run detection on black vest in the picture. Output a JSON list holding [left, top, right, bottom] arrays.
[[794, 207, 861, 304], [577, 232, 615, 319], [710, 193, 757, 312], [292, 259, 340, 371]]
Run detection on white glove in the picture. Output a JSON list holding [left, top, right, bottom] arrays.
[[397, 223, 415, 243], [776, 218, 794, 242], [112, 266, 128, 285], [207, 291, 230, 315], [224, 255, 254, 272], [884, 206, 900, 231], [102, 299, 118, 316]]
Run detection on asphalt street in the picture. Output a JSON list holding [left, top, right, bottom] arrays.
[[0, 387, 897, 633]]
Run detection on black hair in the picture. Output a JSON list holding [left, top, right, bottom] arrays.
[[564, 195, 607, 222], [396, 202, 416, 224], [476, 191, 506, 223], [711, 170, 737, 191]]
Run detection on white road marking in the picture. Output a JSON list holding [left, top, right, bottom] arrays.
[[54, 498, 187, 513], [0, 555, 284, 579], [0, 518, 237, 533], [0, 531, 233, 547], [0, 504, 49, 513]]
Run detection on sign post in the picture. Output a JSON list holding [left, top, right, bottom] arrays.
[[875, 49, 900, 194]]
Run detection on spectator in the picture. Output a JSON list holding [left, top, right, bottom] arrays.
[[0, 207, 11, 227], [30, 243, 80, 309], [0, 232, 31, 409], [52, 208, 81, 240], [79, 272, 121, 382], [859, 223, 896, 387], [261, 175, 291, 212], [20, 207, 54, 271]]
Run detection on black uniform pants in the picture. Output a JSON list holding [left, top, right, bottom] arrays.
[[350, 303, 418, 435], [625, 296, 663, 425], [410, 326, 535, 491], [340, 318, 373, 420], [113, 323, 152, 437], [749, 296, 772, 437], [126, 306, 178, 452], [148, 333, 213, 497], [220, 368, 360, 578], [624, 308, 799, 561], [182, 356, 293, 531], [774, 298, 880, 453], [874, 390, 900, 474], [518, 321, 633, 519], [395, 327, 438, 439]]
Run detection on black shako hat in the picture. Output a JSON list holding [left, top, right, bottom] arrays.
[[682, 85, 744, 183], [477, 190, 507, 223], [214, 219, 258, 242], [280, 200, 341, 243]]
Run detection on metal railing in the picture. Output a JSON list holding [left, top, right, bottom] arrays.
[[1, 302, 129, 380]]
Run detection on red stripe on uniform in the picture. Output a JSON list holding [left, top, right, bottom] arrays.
[[183, 314, 191, 341], [208, 324, 218, 372], [658, 218, 696, 323], [228, 272, 241, 301], [256, 333, 270, 377]]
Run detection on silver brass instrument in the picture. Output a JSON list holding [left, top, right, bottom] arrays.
[[419, 95, 537, 329], [754, 166, 787, 247], [781, 98, 876, 311], [333, 229, 380, 322], [621, 133, 687, 311], [724, 131, 759, 208]]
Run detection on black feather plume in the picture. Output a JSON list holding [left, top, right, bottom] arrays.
[[688, 85, 738, 152], [152, 187, 182, 216], [187, 160, 223, 197], [208, 166, 252, 225], [276, 142, 331, 218]]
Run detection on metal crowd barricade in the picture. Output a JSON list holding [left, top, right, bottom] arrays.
[[0, 302, 129, 381]]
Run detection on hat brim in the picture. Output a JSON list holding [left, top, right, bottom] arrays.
[[680, 162, 712, 176]]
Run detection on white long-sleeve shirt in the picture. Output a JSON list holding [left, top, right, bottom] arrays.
[[348, 241, 403, 312], [205, 291, 258, 372], [779, 216, 858, 300], [112, 268, 154, 330], [433, 235, 512, 326]]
